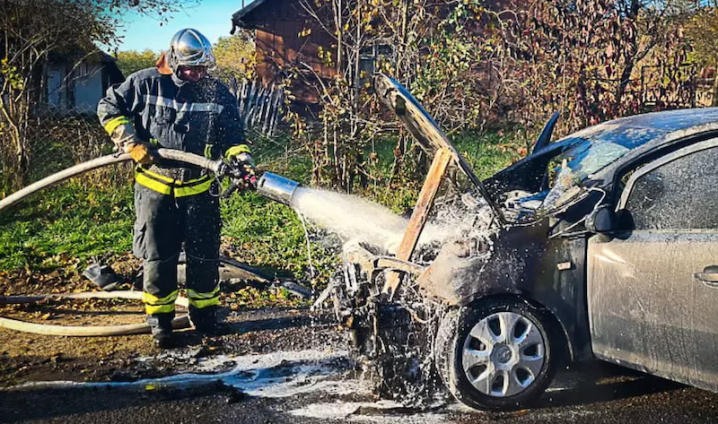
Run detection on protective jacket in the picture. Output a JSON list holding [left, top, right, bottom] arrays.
[[97, 67, 248, 196], [97, 65, 247, 329]]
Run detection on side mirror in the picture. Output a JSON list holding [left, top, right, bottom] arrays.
[[585, 204, 616, 234]]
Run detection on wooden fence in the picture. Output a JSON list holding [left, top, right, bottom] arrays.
[[234, 79, 285, 137]]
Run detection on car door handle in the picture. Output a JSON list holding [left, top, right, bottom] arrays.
[[695, 266, 718, 287]]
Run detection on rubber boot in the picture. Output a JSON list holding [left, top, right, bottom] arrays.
[[147, 313, 175, 348], [189, 306, 230, 336]]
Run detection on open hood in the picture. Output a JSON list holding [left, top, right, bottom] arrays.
[[373, 74, 506, 223]]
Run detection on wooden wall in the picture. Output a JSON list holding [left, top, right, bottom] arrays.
[[245, 0, 335, 104]]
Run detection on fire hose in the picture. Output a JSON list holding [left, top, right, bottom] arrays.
[[0, 292, 190, 336], [0, 149, 300, 337]]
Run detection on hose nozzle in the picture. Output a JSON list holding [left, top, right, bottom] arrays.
[[256, 172, 300, 206]]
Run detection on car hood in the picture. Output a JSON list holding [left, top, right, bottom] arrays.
[[373, 74, 505, 222]]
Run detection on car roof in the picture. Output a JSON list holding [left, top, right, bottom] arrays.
[[558, 107, 718, 147], [559, 108, 718, 185]]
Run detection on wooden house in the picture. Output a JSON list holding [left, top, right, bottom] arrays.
[[232, 0, 335, 105]]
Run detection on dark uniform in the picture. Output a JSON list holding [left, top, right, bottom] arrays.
[[97, 67, 248, 334]]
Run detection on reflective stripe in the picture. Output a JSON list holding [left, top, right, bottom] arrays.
[[139, 167, 176, 183], [188, 296, 219, 309], [175, 178, 213, 197], [138, 167, 211, 185], [142, 290, 179, 306], [135, 172, 172, 195], [146, 303, 176, 315], [149, 138, 159, 146], [143, 95, 224, 114], [204, 144, 214, 159], [143, 290, 179, 314], [134, 168, 213, 197], [188, 287, 220, 300], [104, 116, 130, 135], [188, 287, 220, 309]]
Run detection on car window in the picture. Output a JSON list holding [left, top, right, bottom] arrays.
[[625, 146, 718, 230], [553, 126, 663, 186]]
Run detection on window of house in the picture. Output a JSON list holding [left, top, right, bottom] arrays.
[[358, 44, 393, 87], [77, 63, 88, 77], [625, 146, 718, 230]]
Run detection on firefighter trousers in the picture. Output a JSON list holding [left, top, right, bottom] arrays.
[[133, 183, 221, 331]]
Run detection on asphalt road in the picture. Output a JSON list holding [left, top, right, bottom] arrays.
[[2, 309, 718, 424], [1, 373, 717, 424]]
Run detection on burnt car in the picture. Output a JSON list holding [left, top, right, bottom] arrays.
[[329, 74, 718, 411]]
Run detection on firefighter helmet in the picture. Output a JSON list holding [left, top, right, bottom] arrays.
[[167, 28, 216, 73]]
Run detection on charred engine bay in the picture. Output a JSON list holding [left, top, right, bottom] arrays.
[[321, 188, 502, 408]]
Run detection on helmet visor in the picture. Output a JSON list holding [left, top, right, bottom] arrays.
[[177, 66, 208, 82]]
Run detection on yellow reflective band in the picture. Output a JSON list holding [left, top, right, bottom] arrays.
[[225, 144, 251, 158], [142, 290, 179, 306], [204, 144, 214, 159], [138, 167, 211, 185], [104, 116, 130, 135], [138, 167, 175, 183], [188, 287, 220, 300], [145, 303, 176, 315], [135, 172, 172, 195], [188, 296, 219, 309], [134, 168, 213, 197], [149, 138, 158, 146], [182, 175, 212, 185], [174, 177, 213, 198]]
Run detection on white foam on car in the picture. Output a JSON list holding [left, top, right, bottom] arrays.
[[8, 349, 371, 398]]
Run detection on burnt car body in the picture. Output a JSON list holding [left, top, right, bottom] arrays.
[[336, 75, 718, 410]]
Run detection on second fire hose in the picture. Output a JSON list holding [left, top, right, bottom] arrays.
[[0, 149, 303, 337]]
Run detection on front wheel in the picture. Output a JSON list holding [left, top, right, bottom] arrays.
[[435, 298, 559, 411]]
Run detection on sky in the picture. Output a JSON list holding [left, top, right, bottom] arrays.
[[116, 0, 254, 52]]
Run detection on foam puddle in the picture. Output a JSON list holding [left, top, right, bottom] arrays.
[[289, 401, 449, 423], [8, 349, 370, 398], [6, 348, 600, 422]]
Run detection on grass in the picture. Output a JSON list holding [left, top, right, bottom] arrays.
[[221, 190, 339, 284], [0, 129, 528, 285], [453, 130, 529, 179], [0, 183, 134, 271]]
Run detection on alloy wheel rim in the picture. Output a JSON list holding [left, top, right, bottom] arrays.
[[461, 311, 546, 398]]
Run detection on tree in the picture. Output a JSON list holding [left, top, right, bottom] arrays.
[[290, 0, 703, 191], [116, 49, 160, 78], [497, 0, 693, 133], [684, 2, 718, 105], [686, 3, 718, 66], [0, 0, 182, 188], [290, 0, 498, 189], [212, 33, 256, 89]]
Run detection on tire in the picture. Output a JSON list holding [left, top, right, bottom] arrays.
[[435, 298, 559, 411]]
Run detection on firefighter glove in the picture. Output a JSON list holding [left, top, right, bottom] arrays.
[[126, 142, 154, 165], [226, 145, 255, 175]]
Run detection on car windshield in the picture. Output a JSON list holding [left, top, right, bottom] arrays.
[[553, 124, 664, 184], [503, 124, 665, 219]]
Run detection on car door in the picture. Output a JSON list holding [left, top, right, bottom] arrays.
[[588, 138, 718, 392]]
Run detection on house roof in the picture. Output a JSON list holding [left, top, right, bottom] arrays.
[[97, 51, 117, 63], [48, 48, 116, 64], [232, 0, 270, 29]]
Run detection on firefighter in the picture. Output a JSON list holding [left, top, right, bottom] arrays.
[[97, 28, 253, 348]]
